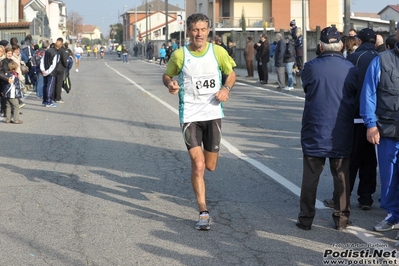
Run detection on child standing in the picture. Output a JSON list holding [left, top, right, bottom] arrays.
[[122, 45, 129, 64], [2, 61, 23, 124], [159, 44, 166, 67]]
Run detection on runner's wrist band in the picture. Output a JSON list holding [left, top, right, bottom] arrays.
[[223, 85, 231, 92]]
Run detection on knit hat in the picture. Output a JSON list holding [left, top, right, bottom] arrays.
[[290, 20, 296, 27]]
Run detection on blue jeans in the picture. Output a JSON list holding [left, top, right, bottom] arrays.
[[285, 62, 295, 87], [36, 71, 44, 98], [378, 137, 399, 223], [122, 54, 128, 63]]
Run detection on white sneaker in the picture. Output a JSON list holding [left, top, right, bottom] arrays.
[[284, 86, 294, 91], [76, 69, 79, 72]]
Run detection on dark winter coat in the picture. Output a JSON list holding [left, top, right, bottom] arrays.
[[2, 72, 22, 98], [274, 39, 285, 67], [283, 40, 296, 63], [346, 42, 378, 118], [301, 51, 358, 158]]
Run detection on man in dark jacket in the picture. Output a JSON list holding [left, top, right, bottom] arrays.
[[254, 34, 270, 84], [323, 28, 378, 211], [54, 38, 68, 103], [40, 41, 60, 107], [297, 26, 357, 231], [274, 33, 285, 89]]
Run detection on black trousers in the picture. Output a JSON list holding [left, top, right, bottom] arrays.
[[298, 155, 350, 228], [54, 69, 65, 101], [349, 124, 377, 206], [262, 61, 268, 83], [257, 60, 264, 81]]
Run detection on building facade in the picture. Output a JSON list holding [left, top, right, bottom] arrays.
[[121, 0, 184, 43], [195, 0, 343, 31], [0, 0, 67, 43]]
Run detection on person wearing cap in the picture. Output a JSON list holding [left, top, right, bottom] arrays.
[[296, 26, 357, 231], [323, 28, 378, 211], [0, 40, 9, 48], [360, 21, 399, 232]]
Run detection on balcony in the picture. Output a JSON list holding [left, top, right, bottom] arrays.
[[217, 17, 274, 28]]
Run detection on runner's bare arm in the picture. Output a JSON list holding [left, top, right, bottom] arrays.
[[162, 74, 180, 95]]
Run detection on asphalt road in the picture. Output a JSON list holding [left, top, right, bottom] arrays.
[[0, 53, 397, 266]]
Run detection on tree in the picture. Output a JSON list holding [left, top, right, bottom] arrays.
[[110, 23, 123, 44], [241, 8, 246, 33], [66, 11, 84, 36]]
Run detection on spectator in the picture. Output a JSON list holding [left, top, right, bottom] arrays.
[[244, 36, 255, 78], [297, 26, 357, 231], [375, 34, 386, 53], [2, 61, 23, 124], [274, 33, 286, 89], [227, 40, 236, 61], [348, 29, 357, 37], [344, 36, 358, 57], [385, 35, 398, 50], [359, 22, 399, 232], [295, 28, 304, 73], [324, 28, 379, 211], [283, 35, 296, 91]]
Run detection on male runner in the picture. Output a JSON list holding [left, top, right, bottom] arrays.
[[162, 13, 236, 230]]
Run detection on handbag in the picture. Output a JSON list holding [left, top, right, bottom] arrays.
[[62, 75, 71, 93], [20, 62, 29, 74]]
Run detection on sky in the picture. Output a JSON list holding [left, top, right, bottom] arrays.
[[62, 0, 397, 36], [63, 0, 184, 36]]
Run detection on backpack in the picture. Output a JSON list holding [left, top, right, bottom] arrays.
[[66, 56, 74, 72]]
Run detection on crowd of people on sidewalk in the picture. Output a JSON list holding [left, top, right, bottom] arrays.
[[296, 23, 399, 234], [0, 35, 75, 123]]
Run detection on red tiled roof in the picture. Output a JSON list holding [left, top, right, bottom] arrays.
[[378, 4, 399, 15], [388, 4, 399, 13], [80, 24, 101, 34], [0, 22, 31, 28]]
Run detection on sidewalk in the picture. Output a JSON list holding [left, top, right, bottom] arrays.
[[234, 67, 304, 94]]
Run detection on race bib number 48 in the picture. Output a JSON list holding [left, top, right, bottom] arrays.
[[192, 74, 220, 95]]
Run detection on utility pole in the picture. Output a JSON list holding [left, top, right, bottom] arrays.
[[146, 0, 148, 47], [212, 0, 216, 38], [344, 0, 351, 35], [302, 0, 307, 64], [165, 0, 168, 44]]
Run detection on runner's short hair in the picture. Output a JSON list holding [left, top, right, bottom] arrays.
[[186, 13, 210, 30]]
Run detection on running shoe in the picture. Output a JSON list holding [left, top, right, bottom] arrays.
[[374, 214, 399, 232], [46, 103, 57, 108], [195, 212, 211, 230]]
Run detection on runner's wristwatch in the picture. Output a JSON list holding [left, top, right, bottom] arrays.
[[223, 85, 231, 92]]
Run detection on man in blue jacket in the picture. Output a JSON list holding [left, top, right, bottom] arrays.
[[323, 28, 378, 211], [297, 26, 357, 231], [360, 22, 399, 232]]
